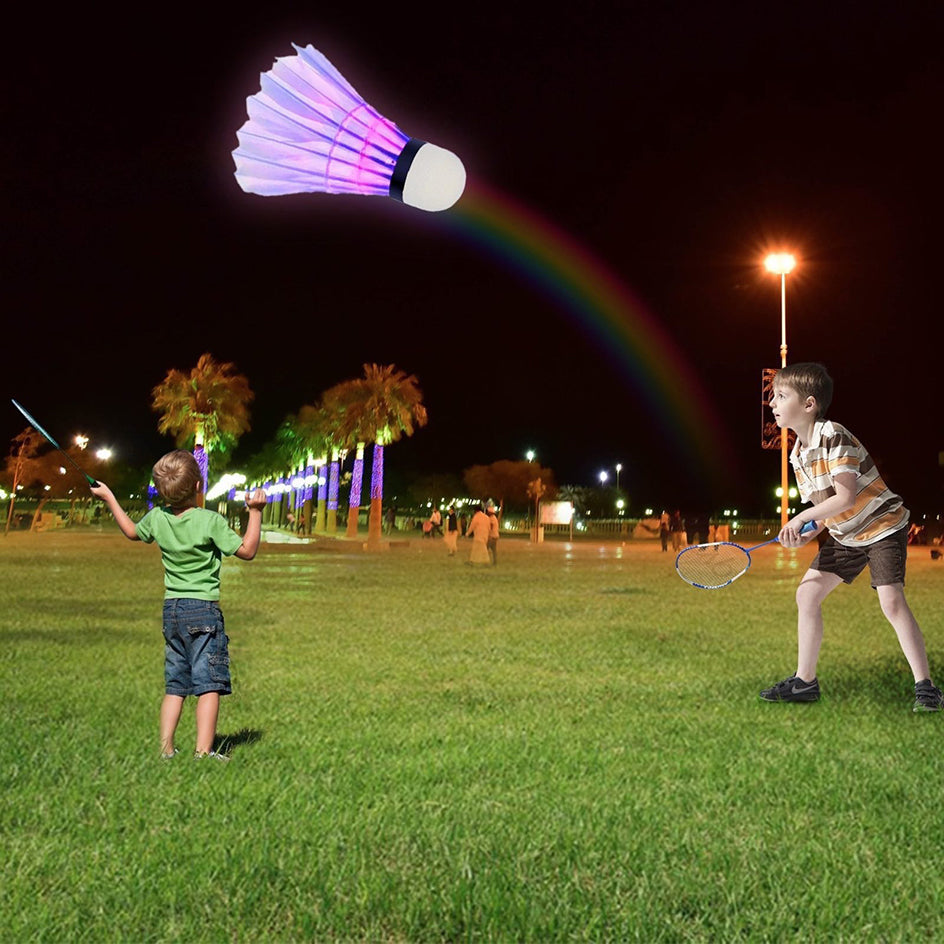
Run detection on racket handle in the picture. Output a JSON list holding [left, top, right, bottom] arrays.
[[799, 521, 817, 535], [85, 475, 100, 488]]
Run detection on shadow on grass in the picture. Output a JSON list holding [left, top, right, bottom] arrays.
[[827, 660, 926, 708], [214, 728, 264, 755]]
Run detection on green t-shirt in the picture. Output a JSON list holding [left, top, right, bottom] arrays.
[[135, 506, 244, 600]]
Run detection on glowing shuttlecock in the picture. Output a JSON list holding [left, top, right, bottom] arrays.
[[232, 44, 465, 213]]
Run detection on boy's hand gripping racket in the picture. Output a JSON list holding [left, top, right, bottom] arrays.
[[11, 399, 99, 487], [675, 521, 818, 590]]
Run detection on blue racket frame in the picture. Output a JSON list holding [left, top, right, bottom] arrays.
[[675, 521, 818, 590]]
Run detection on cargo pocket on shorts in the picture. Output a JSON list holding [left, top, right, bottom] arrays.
[[187, 617, 230, 684]]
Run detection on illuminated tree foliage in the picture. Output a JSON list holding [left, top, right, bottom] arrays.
[[150, 353, 253, 504], [3, 428, 108, 531]]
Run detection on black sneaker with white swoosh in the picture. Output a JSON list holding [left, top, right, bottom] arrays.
[[759, 675, 821, 702], [913, 680, 943, 713]]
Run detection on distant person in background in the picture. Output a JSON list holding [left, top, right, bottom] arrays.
[[659, 510, 671, 552], [670, 510, 684, 551], [465, 503, 491, 566], [486, 501, 501, 566], [444, 506, 461, 556]]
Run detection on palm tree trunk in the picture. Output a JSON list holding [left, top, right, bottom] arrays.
[[30, 497, 50, 531], [326, 448, 340, 534], [345, 443, 365, 538], [367, 442, 384, 547], [193, 438, 208, 508], [315, 458, 327, 532]]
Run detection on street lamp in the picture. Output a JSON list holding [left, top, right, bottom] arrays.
[[598, 470, 608, 485], [526, 450, 535, 463], [764, 251, 796, 529], [615, 462, 622, 492]]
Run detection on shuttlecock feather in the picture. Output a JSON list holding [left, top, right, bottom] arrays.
[[233, 44, 465, 212]]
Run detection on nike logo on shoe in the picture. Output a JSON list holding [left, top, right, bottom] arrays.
[[791, 681, 818, 694]]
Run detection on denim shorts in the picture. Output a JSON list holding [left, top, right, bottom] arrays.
[[162, 598, 232, 696], [811, 528, 908, 588]]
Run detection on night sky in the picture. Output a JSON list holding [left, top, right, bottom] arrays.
[[5, 2, 941, 517]]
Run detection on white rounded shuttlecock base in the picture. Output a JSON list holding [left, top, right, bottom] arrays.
[[401, 143, 466, 212]]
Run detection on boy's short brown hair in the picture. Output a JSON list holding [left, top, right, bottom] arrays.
[[775, 362, 833, 419], [152, 450, 202, 507]]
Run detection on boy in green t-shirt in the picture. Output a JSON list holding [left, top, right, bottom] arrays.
[[91, 450, 266, 760]]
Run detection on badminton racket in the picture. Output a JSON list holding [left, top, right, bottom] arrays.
[[675, 521, 818, 590], [11, 399, 99, 487]]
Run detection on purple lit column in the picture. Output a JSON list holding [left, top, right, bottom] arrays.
[[370, 444, 384, 502]]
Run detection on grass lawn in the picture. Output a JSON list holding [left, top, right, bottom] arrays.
[[2, 528, 943, 941]]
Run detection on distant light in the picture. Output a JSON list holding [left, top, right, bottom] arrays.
[[206, 472, 246, 502], [764, 253, 796, 275], [526, 450, 535, 462], [95, 448, 113, 461], [599, 471, 608, 484], [74, 434, 89, 450], [616, 499, 625, 509]]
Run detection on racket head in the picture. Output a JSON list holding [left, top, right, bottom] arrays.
[[11, 399, 62, 450], [675, 541, 752, 590]]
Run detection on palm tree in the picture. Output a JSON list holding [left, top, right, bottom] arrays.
[[326, 364, 427, 547], [294, 404, 331, 532], [150, 353, 253, 505], [321, 379, 378, 539]]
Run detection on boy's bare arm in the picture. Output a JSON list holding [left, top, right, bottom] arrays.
[[88, 482, 140, 541], [780, 471, 856, 546], [234, 489, 266, 560]]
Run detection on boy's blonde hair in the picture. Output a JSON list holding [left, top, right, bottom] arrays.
[[775, 362, 833, 419], [152, 450, 202, 507]]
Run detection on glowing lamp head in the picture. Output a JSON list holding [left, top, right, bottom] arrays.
[[764, 253, 796, 275]]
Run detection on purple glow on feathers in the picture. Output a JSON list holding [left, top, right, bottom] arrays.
[[233, 44, 409, 197]]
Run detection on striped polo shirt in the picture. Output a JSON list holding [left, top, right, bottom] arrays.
[[790, 420, 909, 547]]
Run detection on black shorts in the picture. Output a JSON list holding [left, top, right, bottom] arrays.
[[811, 528, 908, 588]]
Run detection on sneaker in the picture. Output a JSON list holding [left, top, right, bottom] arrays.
[[760, 675, 820, 702], [194, 750, 230, 762], [913, 680, 943, 713], [160, 748, 179, 760]]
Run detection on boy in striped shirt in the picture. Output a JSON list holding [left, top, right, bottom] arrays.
[[759, 363, 942, 712]]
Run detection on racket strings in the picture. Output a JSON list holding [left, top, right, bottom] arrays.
[[676, 542, 751, 589]]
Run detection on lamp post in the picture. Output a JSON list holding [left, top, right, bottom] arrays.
[[615, 463, 622, 492], [764, 252, 796, 529]]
